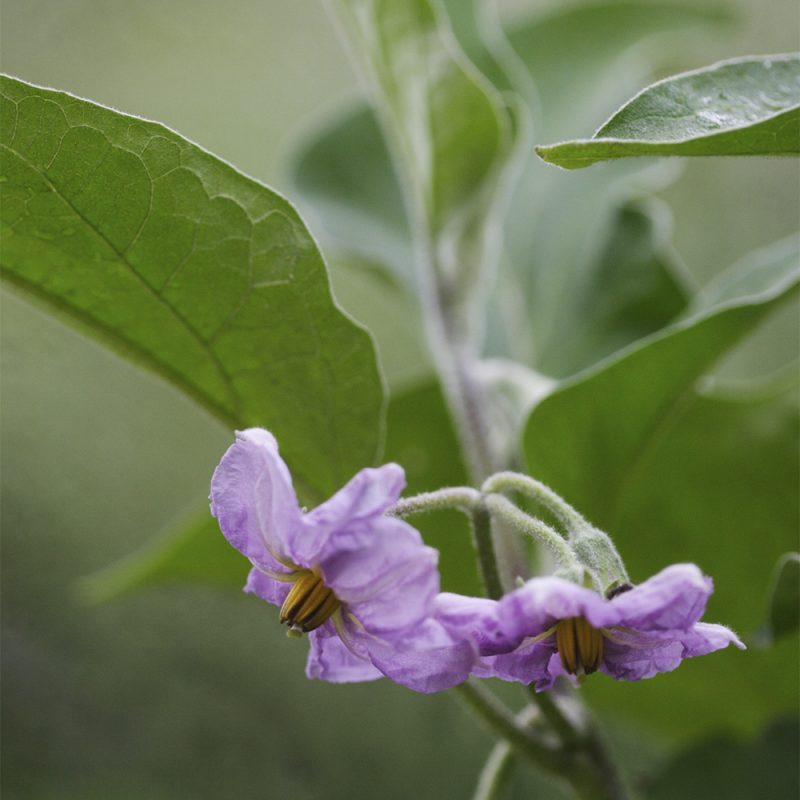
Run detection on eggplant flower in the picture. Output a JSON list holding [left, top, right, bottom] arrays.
[[210, 429, 474, 693], [435, 564, 744, 691]]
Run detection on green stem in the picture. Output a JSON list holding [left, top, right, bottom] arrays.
[[472, 740, 514, 800], [388, 487, 481, 518], [470, 501, 505, 600], [455, 681, 565, 774], [483, 494, 580, 574], [482, 471, 589, 533], [524, 686, 580, 748]]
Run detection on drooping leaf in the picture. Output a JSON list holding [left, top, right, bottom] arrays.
[[524, 246, 799, 738], [537, 54, 800, 169], [0, 75, 383, 502]]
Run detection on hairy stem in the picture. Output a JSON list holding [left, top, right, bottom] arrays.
[[388, 487, 482, 518], [482, 471, 590, 533], [484, 494, 580, 574]]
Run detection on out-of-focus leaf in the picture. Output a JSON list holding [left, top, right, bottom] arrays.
[[291, 103, 412, 281], [78, 514, 246, 602], [294, 2, 723, 377], [535, 198, 691, 373], [329, 255, 431, 390], [384, 380, 481, 596], [334, 0, 513, 235], [0, 76, 383, 502], [537, 55, 800, 169], [524, 249, 799, 739], [648, 718, 799, 800], [759, 553, 800, 644], [494, 1, 727, 373]]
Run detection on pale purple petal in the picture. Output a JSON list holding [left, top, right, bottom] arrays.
[[365, 619, 477, 693], [305, 623, 383, 684], [320, 517, 438, 635], [600, 628, 690, 681], [498, 577, 616, 644], [677, 622, 745, 657], [475, 640, 556, 687], [283, 464, 405, 568], [210, 428, 302, 569], [434, 593, 514, 655], [243, 566, 292, 607], [609, 564, 713, 631], [312, 463, 405, 522]]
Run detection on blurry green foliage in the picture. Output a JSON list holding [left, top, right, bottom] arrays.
[[2, 0, 799, 798], [0, 76, 383, 503]]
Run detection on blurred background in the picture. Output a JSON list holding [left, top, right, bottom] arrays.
[[2, 1, 798, 797]]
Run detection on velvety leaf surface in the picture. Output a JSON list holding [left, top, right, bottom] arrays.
[[0, 76, 383, 501], [537, 55, 800, 169], [524, 249, 799, 738]]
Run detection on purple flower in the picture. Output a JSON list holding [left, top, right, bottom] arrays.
[[435, 564, 744, 691], [210, 428, 475, 693]]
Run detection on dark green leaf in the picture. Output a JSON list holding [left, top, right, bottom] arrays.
[[524, 249, 799, 738], [648, 717, 799, 800], [537, 55, 800, 169], [0, 76, 383, 501], [761, 552, 800, 643]]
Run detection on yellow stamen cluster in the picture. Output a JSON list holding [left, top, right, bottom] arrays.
[[279, 571, 341, 636], [555, 617, 603, 675]]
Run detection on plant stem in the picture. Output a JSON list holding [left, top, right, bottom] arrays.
[[455, 681, 566, 774], [484, 493, 580, 574], [388, 487, 482, 518], [470, 501, 505, 600], [482, 471, 590, 533], [472, 740, 514, 800]]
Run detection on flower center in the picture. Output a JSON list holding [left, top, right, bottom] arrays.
[[555, 617, 603, 675], [279, 570, 341, 636]]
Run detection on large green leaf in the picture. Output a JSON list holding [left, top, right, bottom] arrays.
[[537, 55, 800, 169], [0, 76, 383, 501], [523, 246, 799, 738]]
